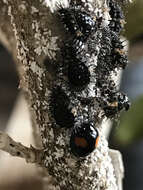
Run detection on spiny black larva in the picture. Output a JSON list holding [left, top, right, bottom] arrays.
[[70, 122, 99, 157], [96, 27, 128, 73], [63, 39, 85, 59], [109, 19, 125, 34], [108, 0, 125, 33], [109, 0, 124, 20], [111, 48, 128, 69], [111, 31, 128, 69], [117, 92, 130, 111], [60, 42, 91, 91], [102, 92, 130, 118], [96, 77, 116, 97], [96, 27, 112, 74], [58, 8, 80, 36], [58, 6, 97, 42], [111, 31, 124, 49], [68, 61, 90, 90], [49, 86, 75, 128], [95, 77, 117, 109]]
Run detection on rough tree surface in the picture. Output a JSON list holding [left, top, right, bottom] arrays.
[[0, 0, 129, 189]]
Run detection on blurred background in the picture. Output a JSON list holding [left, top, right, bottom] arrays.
[[0, 0, 143, 189], [109, 0, 143, 190], [0, 43, 18, 131]]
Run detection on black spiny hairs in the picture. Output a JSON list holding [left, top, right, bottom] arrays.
[[44, 1, 130, 158], [58, 42, 91, 91], [108, 0, 125, 34], [58, 5, 97, 42], [49, 86, 75, 128], [96, 27, 128, 76]]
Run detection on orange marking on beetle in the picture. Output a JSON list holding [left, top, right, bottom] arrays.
[[108, 101, 118, 107], [115, 48, 125, 55], [95, 136, 99, 147], [75, 137, 88, 148]]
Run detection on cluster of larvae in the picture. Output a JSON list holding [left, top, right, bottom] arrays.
[[45, 0, 130, 157]]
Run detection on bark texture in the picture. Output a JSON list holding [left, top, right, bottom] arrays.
[[0, 0, 128, 189]]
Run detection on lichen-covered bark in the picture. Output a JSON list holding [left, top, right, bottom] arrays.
[[0, 0, 126, 189], [0, 131, 43, 164]]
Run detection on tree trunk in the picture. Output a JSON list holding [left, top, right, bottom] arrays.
[[0, 0, 130, 189]]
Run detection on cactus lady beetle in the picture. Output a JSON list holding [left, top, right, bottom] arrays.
[[70, 122, 99, 157]]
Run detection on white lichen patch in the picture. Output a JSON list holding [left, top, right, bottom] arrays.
[[44, 0, 70, 12], [18, 3, 27, 14], [30, 61, 44, 78], [32, 20, 59, 59], [31, 6, 39, 14], [49, 128, 54, 139], [56, 134, 65, 146], [54, 147, 64, 159]]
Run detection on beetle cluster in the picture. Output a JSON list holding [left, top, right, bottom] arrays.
[[45, 0, 130, 158]]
